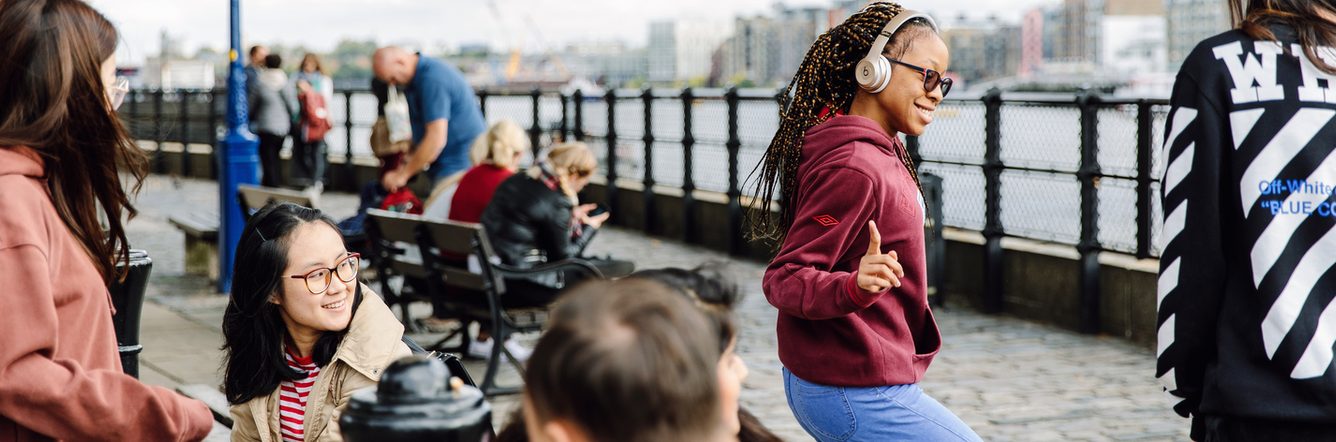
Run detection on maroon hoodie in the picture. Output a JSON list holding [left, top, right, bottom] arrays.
[[763, 115, 941, 387]]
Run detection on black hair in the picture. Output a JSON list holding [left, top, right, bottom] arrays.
[[221, 202, 363, 405], [748, 1, 936, 245], [625, 266, 784, 442], [627, 265, 739, 354], [263, 53, 281, 69]]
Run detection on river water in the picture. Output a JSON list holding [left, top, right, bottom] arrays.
[[323, 91, 1171, 256]]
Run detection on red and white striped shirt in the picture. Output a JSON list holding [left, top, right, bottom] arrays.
[[278, 349, 321, 442]]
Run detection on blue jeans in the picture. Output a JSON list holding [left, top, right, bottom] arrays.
[[783, 368, 981, 442]]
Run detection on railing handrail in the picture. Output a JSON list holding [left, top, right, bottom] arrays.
[[126, 86, 1172, 107]]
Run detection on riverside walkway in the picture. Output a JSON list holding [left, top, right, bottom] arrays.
[[129, 176, 1187, 441]]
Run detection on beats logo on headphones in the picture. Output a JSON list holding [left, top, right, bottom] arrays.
[[854, 9, 937, 94]]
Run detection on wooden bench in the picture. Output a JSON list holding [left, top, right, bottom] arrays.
[[415, 216, 604, 396], [168, 211, 219, 281], [238, 184, 316, 220], [165, 185, 314, 283]]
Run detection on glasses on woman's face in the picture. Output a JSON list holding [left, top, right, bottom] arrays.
[[885, 58, 952, 98], [288, 253, 360, 295], [109, 76, 129, 110]]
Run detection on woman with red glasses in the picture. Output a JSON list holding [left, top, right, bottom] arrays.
[[222, 202, 410, 442], [751, 2, 977, 441]]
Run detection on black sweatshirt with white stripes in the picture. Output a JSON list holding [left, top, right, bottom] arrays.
[[1157, 25, 1336, 425]]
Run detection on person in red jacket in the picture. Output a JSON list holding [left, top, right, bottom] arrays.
[[0, 1, 213, 440], [448, 120, 529, 224], [750, 3, 978, 441]]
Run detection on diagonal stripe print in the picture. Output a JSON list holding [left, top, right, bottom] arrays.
[[1231, 109, 1265, 150], [1165, 107, 1198, 150], [1240, 108, 1336, 217], [1158, 258, 1181, 306], [1160, 202, 1188, 252], [1158, 314, 1176, 358], [1164, 143, 1195, 196], [1261, 226, 1336, 358], [1250, 146, 1336, 288], [1292, 291, 1336, 379]]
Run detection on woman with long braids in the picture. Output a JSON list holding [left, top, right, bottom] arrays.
[[754, 3, 979, 441]]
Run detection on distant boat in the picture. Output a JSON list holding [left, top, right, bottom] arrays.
[[561, 77, 606, 99]]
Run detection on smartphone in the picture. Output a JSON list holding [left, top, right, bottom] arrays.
[[587, 204, 609, 217]]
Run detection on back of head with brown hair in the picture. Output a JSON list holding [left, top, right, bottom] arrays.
[[1229, 0, 1336, 74], [523, 279, 724, 442], [0, 0, 147, 282]]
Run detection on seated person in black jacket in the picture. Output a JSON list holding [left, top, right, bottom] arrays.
[[475, 142, 632, 359]]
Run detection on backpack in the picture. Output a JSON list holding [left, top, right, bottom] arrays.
[[400, 335, 477, 388], [299, 90, 332, 143]]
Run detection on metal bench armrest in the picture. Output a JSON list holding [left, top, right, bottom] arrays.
[[491, 259, 605, 280]]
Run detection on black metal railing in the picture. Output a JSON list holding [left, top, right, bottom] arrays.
[[120, 86, 1171, 333]]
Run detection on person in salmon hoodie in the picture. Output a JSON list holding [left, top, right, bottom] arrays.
[[0, 0, 214, 440], [749, 3, 979, 441]]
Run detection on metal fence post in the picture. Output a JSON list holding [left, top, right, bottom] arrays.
[[344, 90, 354, 182], [1077, 91, 1103, 334], [559, 93, 569, 143], [153, 90, 165, 174], [982, 87, 1005, 314], [530, 88, 542, 158], [906, 135, 922, 166], [477, 90, 488, 119], [1136, 100, 1154, 259], [641, 88, 656, 235], [680, 87, 697, 244], [725, 87, 743, 255], [605, 89, 619, 222], [179, 91, 191, 177], [572, 90, 585, 142], [128, 89, 140, 139]]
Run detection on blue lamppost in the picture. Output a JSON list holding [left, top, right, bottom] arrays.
[[218, 0, 259, 293]]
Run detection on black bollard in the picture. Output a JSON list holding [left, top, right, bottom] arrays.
[[108, 249, 152, 378], [340, 355, 493, 442]]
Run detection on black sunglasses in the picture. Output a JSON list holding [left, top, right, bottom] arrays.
[[886, 58, 953, 97]]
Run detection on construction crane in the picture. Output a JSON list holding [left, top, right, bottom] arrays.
[[487, 0, 570, 84]]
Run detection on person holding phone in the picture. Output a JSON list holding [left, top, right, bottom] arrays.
[[752, 3, 979, 441], [478, 142, 633, 360]]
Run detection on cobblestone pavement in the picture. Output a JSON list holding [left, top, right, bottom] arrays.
[[127, 176, 1188, 441]]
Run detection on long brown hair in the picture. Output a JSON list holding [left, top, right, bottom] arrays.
[[1229, 0, 1336, 74], [301, 53, 325, 75], [0, 0, 148, 282], [747, 2, 935, 245]]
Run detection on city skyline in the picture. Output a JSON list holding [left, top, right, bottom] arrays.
[[93, 0, 1056, 65]]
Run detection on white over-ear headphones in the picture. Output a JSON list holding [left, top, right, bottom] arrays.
[[854, 8, 938, 94]]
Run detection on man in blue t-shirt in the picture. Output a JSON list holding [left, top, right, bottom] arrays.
[[372, 46, 486, 191]]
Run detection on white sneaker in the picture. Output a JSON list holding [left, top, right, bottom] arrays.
[[466, 337, 494, 359], [503, 339, 532, 363], [304, 183, 322, 207]]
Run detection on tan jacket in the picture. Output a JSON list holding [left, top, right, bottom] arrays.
[[0, 146, 213, 442], [230, 285, 411, 442]]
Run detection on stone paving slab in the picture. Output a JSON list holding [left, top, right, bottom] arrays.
[[125, 176, 1190, 441]]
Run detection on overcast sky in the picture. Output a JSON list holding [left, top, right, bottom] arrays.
[[91, 0, 1057, 64]]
